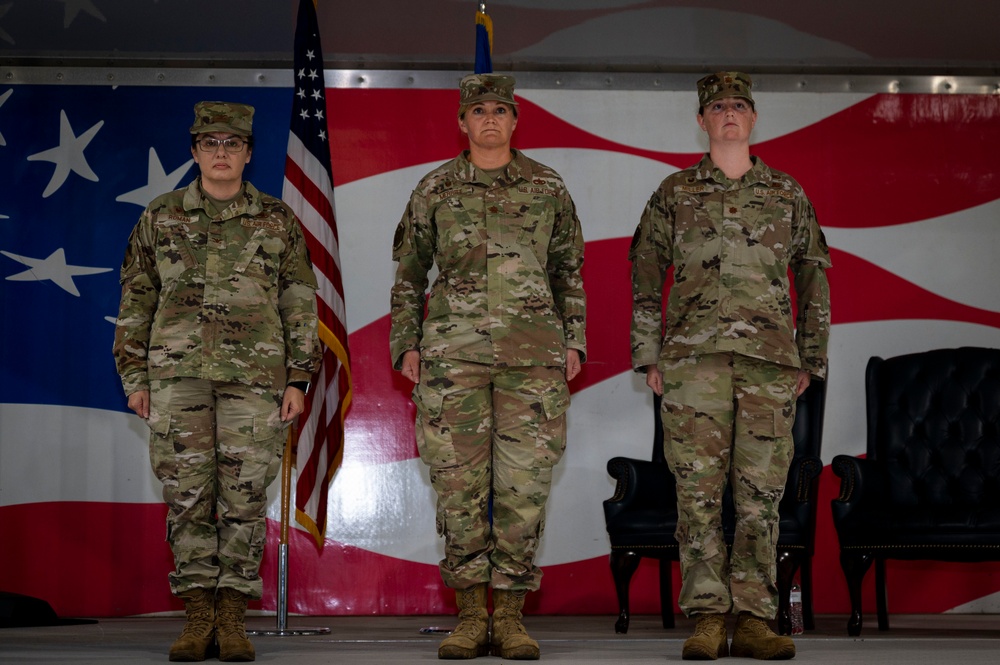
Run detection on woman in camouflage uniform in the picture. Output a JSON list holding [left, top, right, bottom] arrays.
[[390, 74, 587, 660], [114, 101, 321, 662], [629, 72, 831, 661]]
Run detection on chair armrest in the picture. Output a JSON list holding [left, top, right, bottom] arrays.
[[604, 456, 672, 522], [786, 455, 823, 502], [831, 455, 884, 524]]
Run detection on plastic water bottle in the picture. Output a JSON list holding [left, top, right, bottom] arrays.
[[789, 584, 804, 635]]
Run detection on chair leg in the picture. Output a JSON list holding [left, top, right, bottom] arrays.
[[840, 549, 874, 636], [610, 550, 642, 634], [775, 549, 800, 636], [875, 557, 889, 631], [800, 555, 815, 631], [658, 558, 675, 629]]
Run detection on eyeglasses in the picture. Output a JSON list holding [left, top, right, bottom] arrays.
[[196, 136, 247, 153]]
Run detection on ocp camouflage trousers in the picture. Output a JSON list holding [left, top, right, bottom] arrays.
[[412, 358, 570, 591], [148, 377, 287, 598], [659, 353, 798, 619]]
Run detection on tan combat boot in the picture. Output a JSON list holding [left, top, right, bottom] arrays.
[[216, 588, 256, 662], [682, 614, 729, 660], [490, 589, 539, 660], [730, 612, 795, 660], [438, 583, 490, 659], [168, 588, 216, 662]]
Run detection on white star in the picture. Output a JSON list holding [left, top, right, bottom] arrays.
[[315, 108, 324, 121], [55, 0, 107, 29], [0, 88, 11, 145], [311, 89, 323, 101], [307, 69, 318, 80], [306, 49, 315, 60], [296, 88, 306, 99], [318, 129, 327, 141], [297, 68, 306, 79], [26, 110, 104, 198], [299, 109, 311, 120], [0, 4, 14, 46], [116, 148, 193, 207], [2, 247, 111, 297]]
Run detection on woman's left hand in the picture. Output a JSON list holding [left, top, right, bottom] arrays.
[[565, 349, 582, 381]]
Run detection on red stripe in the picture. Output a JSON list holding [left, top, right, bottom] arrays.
[[286, 155, 341, 243], [315, 298, 349, 350]]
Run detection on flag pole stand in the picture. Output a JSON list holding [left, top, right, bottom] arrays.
[[248, 426, 330, 637]]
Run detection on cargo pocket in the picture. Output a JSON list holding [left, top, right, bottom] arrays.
[[147, 407, 173, 481], [535, 382, 570, 467], [741, 407, 795, 489], [238, 409, 285, 491], [659, 398, 713, 476], [412, 383, 455, 468]]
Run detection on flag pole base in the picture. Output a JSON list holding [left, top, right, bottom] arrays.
[[248, 627, 331, 636]]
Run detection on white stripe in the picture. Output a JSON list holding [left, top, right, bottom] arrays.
[[283, 133, 340, 258], [824, 199, 1000, 313], [312, 262, 346, 322], [282, 175, 341, 261]]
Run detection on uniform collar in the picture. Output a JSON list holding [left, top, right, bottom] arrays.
[[694, 153, 772, 189], [183, 178, 264, 217], [455, 148, 534, 185]]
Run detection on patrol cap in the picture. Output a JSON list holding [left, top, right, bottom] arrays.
[[458, 73, 519, 116], [697, 71, 754, 109], [189, 101, 254, 136]]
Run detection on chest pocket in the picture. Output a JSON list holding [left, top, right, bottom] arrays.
[[433, 194, 485, 265], [234, 228, 281, 287], [748, 194, 795, 264], [673, 192, 720, 264], [154, 214, 199, 280], [515, 195, 557, 250]]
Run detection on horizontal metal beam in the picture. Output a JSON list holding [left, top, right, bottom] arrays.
[[3, 67, 1000, 95]]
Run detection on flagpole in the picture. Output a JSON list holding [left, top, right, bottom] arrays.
[[248, 426, 330, 637]]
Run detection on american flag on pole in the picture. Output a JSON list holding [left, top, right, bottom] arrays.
[[283, 0, 351, 548]]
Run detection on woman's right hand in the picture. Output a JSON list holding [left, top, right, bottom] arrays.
[[401, 349, 421, 383], [645, 365, 663, 396]]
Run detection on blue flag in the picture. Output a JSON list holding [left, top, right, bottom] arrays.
[[475, 7, 493, 74]]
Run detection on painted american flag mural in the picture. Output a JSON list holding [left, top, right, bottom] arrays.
[[2, 79, 999, 620]]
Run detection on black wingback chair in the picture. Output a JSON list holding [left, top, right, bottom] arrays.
[[603, 378, 826, 635], [831, 347, 1000, 636]]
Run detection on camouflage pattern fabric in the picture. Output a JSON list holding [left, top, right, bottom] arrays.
[[148, 377, 287, 598], [659, 353, 798, 619], [189, 100, 255, 136], [697, 71, 754, 109], [458, 73, 519, 117], [390, 149, 586, 370], [629, 154, 831, 379], [412, 358, 569, 591], [114, 178, 321, 397]]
